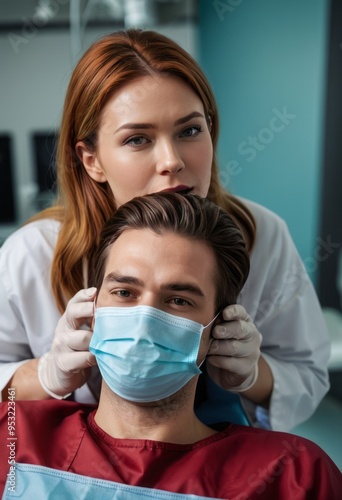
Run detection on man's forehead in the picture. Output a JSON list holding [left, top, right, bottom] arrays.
[[102, 228, 217, 295], [106, 228, 200, 259]]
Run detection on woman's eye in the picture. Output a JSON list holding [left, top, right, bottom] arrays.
[[180, 126, 202, 138], [124, 136, 149, 146]]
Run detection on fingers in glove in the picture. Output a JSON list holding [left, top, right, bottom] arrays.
[[209, 337, 260, 359], [63, 288, 97, 330], [51, 329, 94, 353], [213, 319, 261, 342], [221, 304, 251, 322], [57, 350, 97, 373], [64, 330, 94, 351], [207, 354, 254, 376]]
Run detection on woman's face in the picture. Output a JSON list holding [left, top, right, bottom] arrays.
[[77, 74, 213, 207]]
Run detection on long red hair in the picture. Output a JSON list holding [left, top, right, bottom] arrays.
[[30, 29, 256, 313]]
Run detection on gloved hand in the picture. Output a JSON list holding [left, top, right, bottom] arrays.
[[206, 304, 262, 392], [38, 287, 98, 399]]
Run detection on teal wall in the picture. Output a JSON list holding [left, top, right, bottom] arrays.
[[198, 0, 329, 284]]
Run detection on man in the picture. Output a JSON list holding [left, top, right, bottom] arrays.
[[0, 193, 341, 499]]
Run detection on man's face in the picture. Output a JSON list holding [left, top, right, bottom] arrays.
[[96, 228, 217, 363]]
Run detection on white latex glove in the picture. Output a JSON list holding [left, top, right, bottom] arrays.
[[206, 304, 262, 392], [38, 287, 98, 399]]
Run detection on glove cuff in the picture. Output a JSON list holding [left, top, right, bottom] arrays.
[[230, 364, 259, 393], [38, 354, 72, 400]]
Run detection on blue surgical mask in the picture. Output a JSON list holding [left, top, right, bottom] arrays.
[[89, 305, 218, 402]]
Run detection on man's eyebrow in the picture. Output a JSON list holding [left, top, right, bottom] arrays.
[[161, 282, 205, 297], [103, 274, 205, 297], [103, 273, 144, 287], [114, 111, 205, 133]]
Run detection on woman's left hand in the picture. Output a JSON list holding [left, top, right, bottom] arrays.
[[206, 304, 262, 392]]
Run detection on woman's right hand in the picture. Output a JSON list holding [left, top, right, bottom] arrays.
[[38, 288, 98, 399]]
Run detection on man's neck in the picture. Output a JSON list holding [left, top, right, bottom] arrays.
[[95, 381, 217, 444]]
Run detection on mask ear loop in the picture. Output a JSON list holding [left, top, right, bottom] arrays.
[[204, 310, 222, 329], [91, 295, 97, 330], [198, 310, 223, 368]]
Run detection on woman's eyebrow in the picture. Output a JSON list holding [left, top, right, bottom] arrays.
[[114, 111, 205, 134], [115, 123, 153, 133], [174, 111, 205, 126]]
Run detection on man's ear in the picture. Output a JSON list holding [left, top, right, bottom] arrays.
[[75, 141, 107, 183]]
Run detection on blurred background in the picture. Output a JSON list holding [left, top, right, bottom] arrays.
[[0, 0, 341, 467]]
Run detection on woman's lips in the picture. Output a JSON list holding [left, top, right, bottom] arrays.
[[161, 186, 193, 194]]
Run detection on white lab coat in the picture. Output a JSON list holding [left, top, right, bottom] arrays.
[[0, 198, 330, 431]]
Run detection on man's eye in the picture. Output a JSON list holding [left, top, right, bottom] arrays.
[[116, 290, 131, 297], [172, 298, 189, 306], [180, 126, 202, 138], [124, 136, 148, 146]]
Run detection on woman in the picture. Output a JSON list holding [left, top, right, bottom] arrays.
[[0, 29, 330, 431]]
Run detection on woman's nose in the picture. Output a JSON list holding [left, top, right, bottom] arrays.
[[155, 141, 185, 175]]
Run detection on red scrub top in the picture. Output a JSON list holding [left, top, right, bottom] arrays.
[[0, 400, 341, 499]]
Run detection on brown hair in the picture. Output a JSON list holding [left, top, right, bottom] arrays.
[[30, 29, 256, 312], [91, 193, 250, 313]]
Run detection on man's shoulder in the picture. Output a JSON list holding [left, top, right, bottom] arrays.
[[226, 423, 336, 465], [216, 424, 342, 496], [0, 399, 94, 425], [0, 400, 95, 447], [0, 400, 96, 493]]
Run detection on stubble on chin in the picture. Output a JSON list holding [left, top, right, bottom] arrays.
[[102, 376, 198, 426]]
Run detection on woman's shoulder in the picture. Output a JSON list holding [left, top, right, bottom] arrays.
[[235, 198, 298, 266], [237, 196, 292, 250], [1, 218, 60, 250], [0, 218, 60, 270], [238, 196, 287, 232]]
